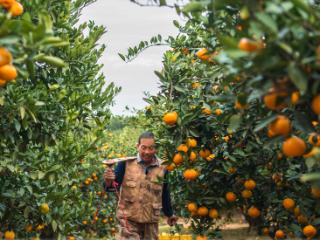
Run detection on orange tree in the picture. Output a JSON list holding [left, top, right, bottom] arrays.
[[0, 0, 120, 239], [125, 0, 320, 239]]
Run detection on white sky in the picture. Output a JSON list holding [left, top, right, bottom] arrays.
[[80, 0, 180, 115]]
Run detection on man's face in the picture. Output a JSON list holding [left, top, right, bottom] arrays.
[[137, 138, 157, 163]]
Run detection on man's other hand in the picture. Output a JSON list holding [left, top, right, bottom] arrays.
[[167, 215, 178, 226], [104, 167, 115, 186]]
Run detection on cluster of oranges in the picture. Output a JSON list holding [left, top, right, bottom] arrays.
[[0, 0, 23, 17], [186, 202, 219, 219], [83, 172, 98, 185], [0, 47, 17, 87]]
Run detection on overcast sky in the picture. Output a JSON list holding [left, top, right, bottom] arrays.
[[80, 0, 180, 115]]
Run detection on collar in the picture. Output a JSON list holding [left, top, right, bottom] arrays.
[[137, 153, 160, 167]]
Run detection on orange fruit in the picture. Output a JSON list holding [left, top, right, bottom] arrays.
[[215, 109, 222, 115], [39, 203, 50, 214], [187, 202, 198, 212], [262, 227, 269, 236], [282, 136, 306, 157], [187, 138, 197, 148], [247, 206, 260, 218], [173, 153, 183, 165], [312, 95, 320, 114], [234, 100, 247, 110], [267, 128, 276, 138], [225, 192, 237, 202], [241, 190, 252, 199], [102, 219, 108, 223], [303, 147, 320, 158], [275, 229, 285, 239], [191, 82, 201, 89], [0, 47, 12, 66], [209, 208, 219, 219], [199, 149, 211, 158], [268, 115, 291, 136], [82, 220, 88, 225], [297, 215, 308, 225], [311, 186, 320, 198], [8, 1, 23, 16], [177, 144, 188, 153], [308, 133, 320, 146], [238, 38, 263, 52], [303, 225, 317, 238], [25, 224, 32, 232], [228, 167, 237, 174], [189, 151, 197, 161], [196, 235, 207, 240], [282, 198, 295, 210], [201, 107, 211, 115], [4, 230, 15, 240], [263, 89, 287, 110], [206, 154, 215, 161], [0, 64, 17, 81], [163, 111, 178, 125], [183, 169, 199, 180], [291, 91, 300, 105], [244, 179, 256, 190], [293, 206, 301, 217], [197, 206, 209, 216], [0, 79, 7, 87], [166, 163, 176, 171], [196, 48, 210, 61], [0, 0, 14, 9]]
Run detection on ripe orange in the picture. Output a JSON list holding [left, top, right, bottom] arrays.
[[0, 79, 6, 87], [187, 202, 198, 212], [166, 163, 176, 171], [234, 100, 247, 110], [275, 229, 285, 239], [0, 64, 17, 81], [282, 136, 306, 157], [187, 138, 197, 148], [201, 107, 211, 115], [282, 198, 295, 210], [263, 89, 287, 110], [228, 167, 237, 174], [308, 133, 320, 146], [225, 192, 237, 202], [268, 115, 291, 136], [303, 225, 317, 238], [291, 91, 300, 105], [197, 206, 209, 216], [215, 109, 222, 115], [293, 206, 301, 217], [206, 154, 215, 161], [177, 144, 188, 153], [0, 47, 12, 66], [25, 224, 32, 232], [247, 206, 260, 218], [82, 220, 88, 225], [0, 0, 14, 9], [173, 153, 183, 165], [196, 48, 210, 61], [241, 189, 252, 199], [209, 208, 219, 219], [238, 38, 263, 52], [189, 151, 197, 161], [199, 149, 211, 158], [183, 169, 199, 180], [191, 82, 201, 89], [163, 111, 178, 125], [4, 230, 15, 240], [312, 95, 320, 114], [9, 1, 23, 16], [244, 179, 256, 190], [196, 235, 207, 240], [311, 186, 320, 198]]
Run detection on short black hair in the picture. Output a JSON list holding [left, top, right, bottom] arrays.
[[138, 131, 155, 144]]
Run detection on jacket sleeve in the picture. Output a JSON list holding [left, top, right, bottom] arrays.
[[162, 170, 173, 217], [103, 161, 126, 192]]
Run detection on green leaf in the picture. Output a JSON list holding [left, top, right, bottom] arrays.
[[182, 2, 204, 13], [118, 53, 125, 61], [20, 106, 26, 120], [288, 62, 307, 94], [254, 115, 277, 132], [227, 114, 242, 133], [255, 12, 278, 33], [300, 172, 320, 182], [52, 220, 57, 232], [34, 55, 66, 67]]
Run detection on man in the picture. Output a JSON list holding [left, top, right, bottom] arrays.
[[104, 131, 178, 240]]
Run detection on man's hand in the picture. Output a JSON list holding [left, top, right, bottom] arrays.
[[103, 167, 115, 187], [167, 215, 178, 226]]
